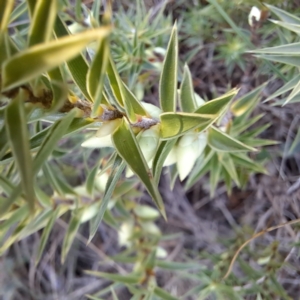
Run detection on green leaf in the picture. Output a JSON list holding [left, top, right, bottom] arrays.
[[231, 84, 265, 117], [152, 139, 178, 183], [54, 16, 91, 101], [265, 4, 300, 25], [106, 57, 124, 107], [270, 20, 300, 35], [2, 26, 111, 91], [159, 23, 178, 112], [28, 0, 57, 46], [33, 110, 77, 174], [185, 150, 214, 190], [180, 64, 196, 113], [106, 57, 146, 119], [86, 160, 101, 196], [153, 287, 179, 300], [5, 91, 35, 211], [88, 155, 125, 242], [0, 0, 14, 32], [208, 126, 256, 152], [285, 79, 300, 104], [160, 112, 214, 139], [121, 81, 147, 120], [36, 207, 60, 265], [195, 89, 237, 114], [61, 208, 84, 263], [42, 163, 76, 196], [87, 37, 109, 116], [209, 154, 221, 197], [251, 42, 300, 55], [264, 74, 300, 102], [112, 118, 166, 218], [156, 260, 199, 271], [48, 67, 68, 112], [85, 270, 141, 284], [230, 153, 266, 173], [219, 153, 240, 187], [254, 54, 300, 67], [0, 174, 15, 195]]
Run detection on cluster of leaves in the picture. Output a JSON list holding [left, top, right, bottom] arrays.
[[0, 0, 280, 299]]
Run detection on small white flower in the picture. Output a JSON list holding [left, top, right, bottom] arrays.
[[248, 6, 261, 27]]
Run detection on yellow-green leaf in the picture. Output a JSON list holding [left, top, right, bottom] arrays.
[[159, 23, 178, 112], [87, 37, 110, 116], [208, 126, 256, 152], [231, 84, 265, 117], [88, 155, 125, 242], [54, 16, 92, 101], [180, 64, 196, 113], [160, 112, 214, 139], [112, 118, 166, 218], [5, 91, 35, 210], [28, 0, 57, 46], [61, 208, 84, 263], [2, 26, 111, 91], [0, 0, 14, 32]]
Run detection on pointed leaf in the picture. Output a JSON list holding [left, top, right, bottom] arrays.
[[0, 0, 14, 32], [208, 126, 256, 152], [219, 153, 240, 187], [153, 287, 179, 300], [152, 139, 178, 183], [159, 23, 178, 112], [28, 0, 57, 46], [5, 91, 35, 210], [2, 26, 111, 91], [33, 110, 77, 174], [54, 16, 91, 101], [254, 54, 300, 67], [112, 119, 166, 218], [35, 207, 60, 264], [195, 89, 237, 114], [265, 4, 300, 25], [231, 84, 265, 117], [85, 270, 141, 284], [87, 37, 110, 116], [180, 64, 196, 112], [251, 42, 300, 55], [88, 155, 125, 242], [160, 112, 214, 139], [61, 208, 84, 263]]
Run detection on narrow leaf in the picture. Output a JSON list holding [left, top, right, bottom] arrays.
[[33, 110, 77, 174], [2, 26, 111, 91], [231, 84, 265, 117], [85, 270, 140, 284], [208, 126, 256, 152], [28, 0, 57, 46], [160, 112, 214, 139], [180, 64, 196, 112], [88, 155, 125, 242], [112, 119, 166, 218], [54, 16, 91, 101], [265, 4, 300, 25], [36, 207, 60, 265], [87, 37, 109, 116], [152, 139, 177, 183], [159, 23, 178, 112], [153, 287, 179, 300], [5, 91, 35, 210], [0, 0, 14, 32], [61, 208, 83, 263]]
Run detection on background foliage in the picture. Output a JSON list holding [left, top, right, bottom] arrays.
[[1, 0, 300, 299]]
